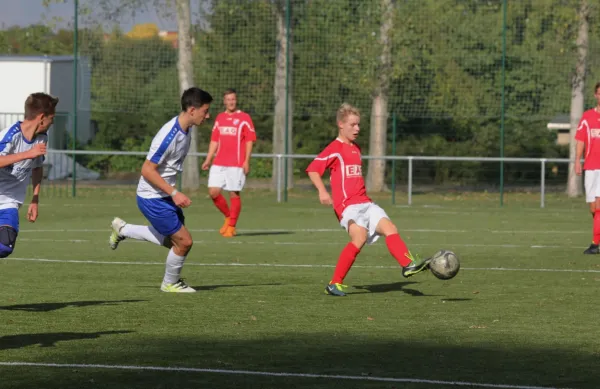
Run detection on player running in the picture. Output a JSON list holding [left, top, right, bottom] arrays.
[[108, 87, 213, 293], [202, 89, 256, 238], [306, 103, 430, 296], [576, 81, 600, 254], [0, 93, 57, 259]]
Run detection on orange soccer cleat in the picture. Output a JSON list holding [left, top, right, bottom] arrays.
[[219, 217, 230, 235], [222, 225, 236, 238]]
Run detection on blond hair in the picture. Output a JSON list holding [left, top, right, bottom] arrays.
[[336, 103, 360, 123]]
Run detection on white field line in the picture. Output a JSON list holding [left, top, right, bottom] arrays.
[[6, 257, 600, 274], [12, 237, 584, 249], [0, 362, 573, 389], [16, 228, 589, 234]]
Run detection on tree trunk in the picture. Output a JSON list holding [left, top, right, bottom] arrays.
[[272, 0, 293, 190], [176, 0, 200, 190], [366, 0, 393, 192], [567, 0, 589, 198]]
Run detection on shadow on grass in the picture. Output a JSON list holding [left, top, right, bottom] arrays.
[[0, 300, 147, 312], [352, 282, 441, 297], [191, 283, 283, 291], [0, 330, 132, 350], [0, 334, 594, 389]]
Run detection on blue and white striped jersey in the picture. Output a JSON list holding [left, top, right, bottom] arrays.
[[137, 116, 191, 199], [0, 122, 46, 209]]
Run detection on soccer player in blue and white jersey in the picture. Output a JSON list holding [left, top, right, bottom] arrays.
[[109, 87, 213, 293], [0, 93, 58, 259]]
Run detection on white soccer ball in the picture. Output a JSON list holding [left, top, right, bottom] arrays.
[[429, 250, 460, 280]]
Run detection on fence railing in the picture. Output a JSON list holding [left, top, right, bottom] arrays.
[[43, 149, 576, 208]]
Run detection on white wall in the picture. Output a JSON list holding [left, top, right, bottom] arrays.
[[0, 61, 45, 129]]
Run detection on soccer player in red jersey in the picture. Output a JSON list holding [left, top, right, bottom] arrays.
[[306, 103, 430, 296], [575, 82, 600, 254], [202, 89, 256, 238]]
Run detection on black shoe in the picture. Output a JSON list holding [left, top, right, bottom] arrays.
[[583, 243, 599, 254], [402, 256, 431, 278]]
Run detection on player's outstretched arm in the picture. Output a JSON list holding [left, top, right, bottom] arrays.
[[141, 160, 191, 208], [201, 141, 219, 170], [27, 167, 43, 222], [308, 171, 333, 205], [0, 143, 46, 169]]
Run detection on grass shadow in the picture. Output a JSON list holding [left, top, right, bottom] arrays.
[[0, 330, 133, 350], [352, 282, 437, 296], [0, 300, 147, 312]]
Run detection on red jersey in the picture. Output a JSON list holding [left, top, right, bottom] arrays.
[[575, 108, 600, 170], [306, 138, 372, 218], [211, 110, 256, 167]]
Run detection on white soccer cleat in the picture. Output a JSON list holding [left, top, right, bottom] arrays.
[[160, 279, 196, 293], [109, 217, 127, 250]]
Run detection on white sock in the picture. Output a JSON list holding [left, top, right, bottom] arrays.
[[121, 224, 164, 246], [163, 248, 186, 285]]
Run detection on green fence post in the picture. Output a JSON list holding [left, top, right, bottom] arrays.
[[500, 0, 507, 207], [71, 0, 78, 198]]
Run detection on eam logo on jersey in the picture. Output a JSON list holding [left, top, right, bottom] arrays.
[[591, 128, 600, 138], [345, 165, 362, 177], [219, 126, 238, 136]]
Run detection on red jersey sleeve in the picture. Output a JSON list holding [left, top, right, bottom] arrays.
[[210, 119, 220, 142], [242, 114, 256, 142], [306, 143, 339, 176], [575, 113, 590, 143]]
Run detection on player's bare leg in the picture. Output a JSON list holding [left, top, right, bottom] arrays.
[[222, 191, 241, 238], [209, 187, 231, 234], [109, 217, 168, 249], [161, 225, 196, 292], [375, 218, 429, 277], [584, 198, 600, 254], [325, 221, 366, 296]]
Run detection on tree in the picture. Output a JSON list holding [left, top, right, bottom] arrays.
[[567, 0, 589, 198], [176, 0, 200, 190], [366, 0, 393, 192], [272, 0, 293, 190]]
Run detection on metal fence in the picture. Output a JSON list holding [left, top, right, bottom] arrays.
[[40, 149, 574, 208]]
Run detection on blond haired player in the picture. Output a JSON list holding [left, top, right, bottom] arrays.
[[576, 81, 600, 254], [306, 103, 429, 296]]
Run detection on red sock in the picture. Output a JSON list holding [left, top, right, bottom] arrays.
[[386, 234, 411, 267], [212, 194, 230, 217], [331, 243, 361, 284], [593, 211, 600, 244], [229, 196, 241, 227]]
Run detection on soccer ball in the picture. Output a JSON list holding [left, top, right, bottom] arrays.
[[429, 250, 460, 280]]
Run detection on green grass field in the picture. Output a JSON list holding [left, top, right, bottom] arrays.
[[1, 190, 598, 389]]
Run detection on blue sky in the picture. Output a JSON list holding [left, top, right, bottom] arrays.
[[0, 0, 206, 32]]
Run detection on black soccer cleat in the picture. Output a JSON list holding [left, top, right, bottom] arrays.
[[583, 243, 600, 255], [402, 254, 431, 278]]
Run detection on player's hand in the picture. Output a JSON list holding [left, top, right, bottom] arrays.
[[242, 161, 250, 175], [576, 162, 583, 176], [173, 191, 192, 208], [27, 202, 38, 222], [28, 143, 46, 159], [318, 191, 333, 206], [201, 159, 211, 171]]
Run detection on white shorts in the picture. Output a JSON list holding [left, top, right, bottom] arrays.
[[208, 165, 246, 192], [585, 170, 600, 203], [339, 202, 389, 245]]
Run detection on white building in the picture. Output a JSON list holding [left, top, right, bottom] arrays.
[[0, 55, 93, 149]]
